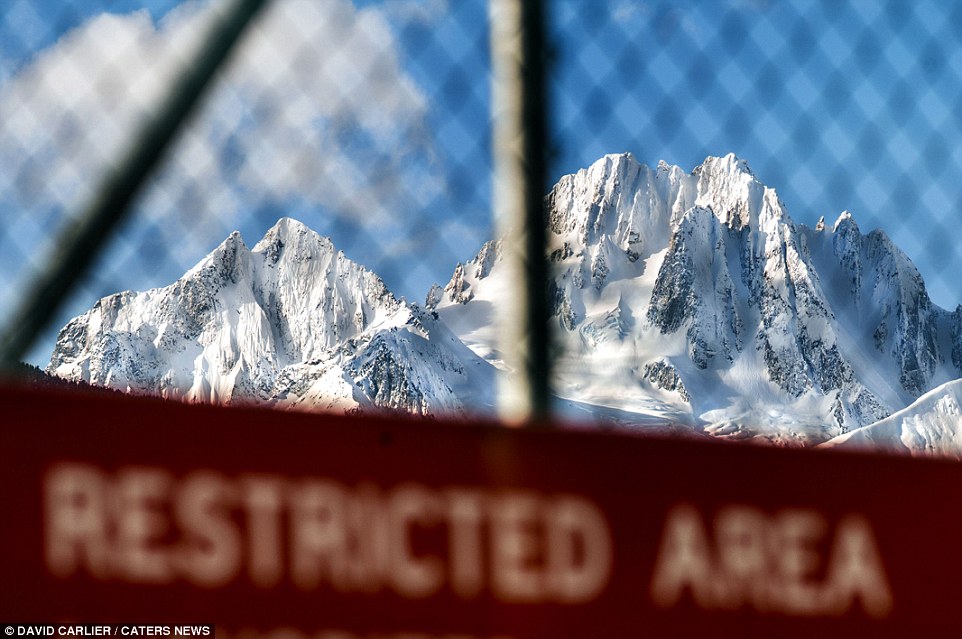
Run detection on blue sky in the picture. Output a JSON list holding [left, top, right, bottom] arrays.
[[3, 0, 962, 364], [546, 1, 962, 306]]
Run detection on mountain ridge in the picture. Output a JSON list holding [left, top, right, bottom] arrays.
[[432, 152, 962, 445], [49, 217, 495, 415], [819, 378, 962, 459], [47, 154, 962, 454]]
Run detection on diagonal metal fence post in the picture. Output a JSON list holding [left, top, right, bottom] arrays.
[[0, 0, 271, 375], [489, 0, 551, 425]]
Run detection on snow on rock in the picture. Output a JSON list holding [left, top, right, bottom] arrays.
[[436, 153, 961, 444], [819, 378, 962, 459], [47, 152, 962, 451], [49, 218, 495, 416], [641, 359, 691, 403]]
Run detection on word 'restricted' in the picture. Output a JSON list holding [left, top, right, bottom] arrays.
[[44, 463, 613, 604]]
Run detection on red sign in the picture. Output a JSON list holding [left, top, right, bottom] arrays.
[[0, 386, 960, 638]]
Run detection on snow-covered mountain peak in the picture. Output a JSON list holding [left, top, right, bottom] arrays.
[[832, 210, 858, 233], [604, 150, 640, 167], [256, 216, 309, 245], [691, 154, 787, 232], [185, 228, 252, 278], [694, 152, 754, 178], [250, 220, 407, 360], [48, 218, 499, 416], [544, 153, 779, 253], [432, 153, 962, 445], [264, 215, 312, 237], [252, 216, 335, 260]]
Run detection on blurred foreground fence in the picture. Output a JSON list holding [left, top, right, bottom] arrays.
[[0, 0, 498, 390], [2, 0, 962, 422]]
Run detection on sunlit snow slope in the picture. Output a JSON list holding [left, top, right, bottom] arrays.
[[819, 378, 962, 459]]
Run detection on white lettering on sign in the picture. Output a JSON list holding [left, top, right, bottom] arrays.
[[44, 463, 612, 604], [649, 503, 893, 618]]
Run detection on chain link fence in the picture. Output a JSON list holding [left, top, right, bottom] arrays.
[[549, 0, 962, 307], [543, 0, 962, 440], [0, 0, 493, 368], [2, 1, 962, 435]]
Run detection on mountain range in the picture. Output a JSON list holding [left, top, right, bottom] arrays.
[[47, 154, 962, 457]]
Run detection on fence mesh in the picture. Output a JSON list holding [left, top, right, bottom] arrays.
[[3, 0, 962, 435], [0, 0, 492, 367], [548, 0, 962, 308]]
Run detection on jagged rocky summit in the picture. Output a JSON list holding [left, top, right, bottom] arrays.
[[48, 218, 495, 416], [430, 152, 962, 447]]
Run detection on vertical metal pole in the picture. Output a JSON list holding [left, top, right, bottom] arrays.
[[0, 0, 271, 374], [489, 0, 551, 425]]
